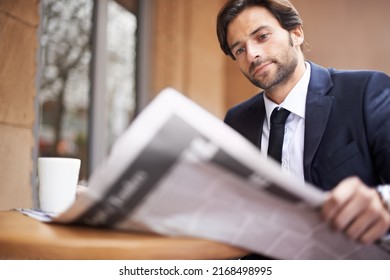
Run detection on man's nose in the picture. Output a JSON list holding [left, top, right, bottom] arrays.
[[246, 42, 262, 62]]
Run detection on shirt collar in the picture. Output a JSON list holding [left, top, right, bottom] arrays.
[[263, 62, 311, 128]]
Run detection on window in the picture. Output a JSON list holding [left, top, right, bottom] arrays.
[[38, 0, 139, 181], [106, 0, 137, 150]]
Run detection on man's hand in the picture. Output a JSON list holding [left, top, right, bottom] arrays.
[[76, 185, 87, 199], [322, 176, 390, 244]]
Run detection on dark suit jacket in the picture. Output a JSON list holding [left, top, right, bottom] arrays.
[[224, 61, 390, 191]]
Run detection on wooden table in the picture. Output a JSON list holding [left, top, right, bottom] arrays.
[[0, 211, 246, 259]]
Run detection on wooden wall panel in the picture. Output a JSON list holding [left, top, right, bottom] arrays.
[[290, 0, 390, 74], [151, 0, 227, 118], [0, 13, 37, 126], [0, 126, 33, 209], [0, 0, 39, 26], [152, 0, 188, 95], [183, 0, 227, 117], [0, 0, 39, 210]]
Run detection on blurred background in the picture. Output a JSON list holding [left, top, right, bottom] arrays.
[[0, 0, 389, 210]]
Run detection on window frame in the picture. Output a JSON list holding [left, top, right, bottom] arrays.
[[34, 0, 152, 206]]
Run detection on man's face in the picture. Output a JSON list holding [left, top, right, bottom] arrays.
[[227, 6, 302, 91]]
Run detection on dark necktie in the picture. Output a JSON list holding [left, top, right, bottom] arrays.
[[267, 107, 290, 163]]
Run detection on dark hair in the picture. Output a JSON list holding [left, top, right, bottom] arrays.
[[217, 0, 304, 59]]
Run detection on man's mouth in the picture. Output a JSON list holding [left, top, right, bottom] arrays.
[[251, 61, 273, 77]]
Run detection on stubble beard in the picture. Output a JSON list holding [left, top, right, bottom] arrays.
[[244, 46, 299, 93]]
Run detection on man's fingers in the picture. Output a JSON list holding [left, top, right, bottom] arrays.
[[345, 203, 381, 241], [322, 176, 390, 244], [322, 177, 361, 222], [358, 214, 390, 244]]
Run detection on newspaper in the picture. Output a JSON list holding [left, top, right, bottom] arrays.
[[20, 88, 390, 259]]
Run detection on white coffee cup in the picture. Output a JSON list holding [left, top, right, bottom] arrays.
[[38, 157, 81, 214]]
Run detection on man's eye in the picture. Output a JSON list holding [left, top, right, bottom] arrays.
[[259, 33, 270, 41], [235, 47, 245, 56]]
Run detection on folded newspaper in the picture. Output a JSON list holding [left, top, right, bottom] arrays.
[[20, 88, 390, 259]]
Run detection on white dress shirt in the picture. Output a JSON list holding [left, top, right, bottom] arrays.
[[261, 62, 311, 184]]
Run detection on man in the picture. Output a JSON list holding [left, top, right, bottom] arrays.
[[216, 0, 390, 247]]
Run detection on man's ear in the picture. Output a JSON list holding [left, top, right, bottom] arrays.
[[291, 25, 304, 47]]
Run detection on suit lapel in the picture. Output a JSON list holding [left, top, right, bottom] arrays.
[[255, 96, 266, 150], [303, 62, 334, 183], [236, 93, 266, 149]]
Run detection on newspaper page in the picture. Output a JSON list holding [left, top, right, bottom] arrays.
[[20, 88, 390, 259]]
